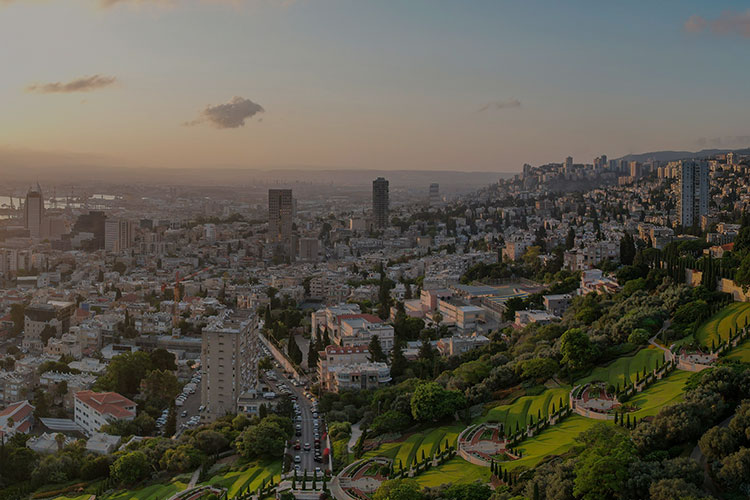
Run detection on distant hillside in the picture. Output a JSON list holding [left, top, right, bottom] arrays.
[[618, 147, 750, 163], [0, 163, 513, 190]]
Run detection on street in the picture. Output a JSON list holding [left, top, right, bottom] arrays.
[[264, 368, 324, 476]]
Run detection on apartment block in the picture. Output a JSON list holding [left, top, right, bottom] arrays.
[[200, 311, 259, 423], [74, 390, 136, 436]]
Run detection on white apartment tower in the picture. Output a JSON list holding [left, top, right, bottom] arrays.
[[200, 311, 260, 423], [104, 219, 134, 253], [677, 160, 710, 228]]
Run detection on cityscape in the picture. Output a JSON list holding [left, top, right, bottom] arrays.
[[2, 2, 750, 500]]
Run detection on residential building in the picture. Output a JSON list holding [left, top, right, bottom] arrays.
[[317, 345, 390, 393], [297, 238, 319, 262], [104, 219, 135, 253], [74, 391, 136, 436], [515, 309, 559, 327], [337, 314, 395, 351], [437, 298, 485, 332], [0, 400, 34, 439], [85, 432, 122, 455], [0, 369, 35, 406], [436, 334, 490, 357], [677, 160, 710, 228], [200, 311, 259, 423], [579, 269, 620, 295], [543, 294, 572, 317], [23, 301, 76, 352]]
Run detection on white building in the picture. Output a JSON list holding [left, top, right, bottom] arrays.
[[317, 345, 391, 393], [74, 391, 136, 436], [105, 219, 135, 253]]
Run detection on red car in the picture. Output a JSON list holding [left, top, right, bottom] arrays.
[[294, 440, 301, 450]]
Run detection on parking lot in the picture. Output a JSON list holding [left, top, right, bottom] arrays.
[[157, 369, 202, 436]]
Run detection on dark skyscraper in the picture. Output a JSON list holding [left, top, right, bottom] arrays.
[[372, 177, 389, 228], [268, 188, 294, 258], [24, 183, 44, 238]]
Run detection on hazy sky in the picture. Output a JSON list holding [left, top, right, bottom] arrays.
[[1, 0, 749, 172]]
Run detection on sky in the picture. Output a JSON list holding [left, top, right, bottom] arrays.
[[0, 0, 749, 172]]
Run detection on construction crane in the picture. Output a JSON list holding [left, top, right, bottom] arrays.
[[161, 266, 214, 327]]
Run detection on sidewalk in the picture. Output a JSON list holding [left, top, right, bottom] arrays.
[[347, 422, 362, 454]]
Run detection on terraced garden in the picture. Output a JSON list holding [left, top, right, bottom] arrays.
[[202, 460, 281, 498], [625, 369, 691, 418], [479, 387, 570, 431], [576, 346, 664, 388], [726, 339, 750, 363], [413, 457, 491, 487], [363, 424, 463, 468], [496, 368, 692, 470], [502, 415, 598, 470], [100, 477, 190, 500], [695, 302, 750, 348]]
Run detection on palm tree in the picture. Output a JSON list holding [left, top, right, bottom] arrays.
[[55, 432, 66, 452]]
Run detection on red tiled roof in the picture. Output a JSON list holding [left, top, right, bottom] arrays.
[[336, 313, 383, 325], [15, 420, 31, 433], [75, 391, 136, 419], [324, 345, 369, 355], [721, 243, 735, 251], [0, 400, 34, 421]]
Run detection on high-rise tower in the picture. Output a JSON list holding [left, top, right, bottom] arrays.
[[372, 177, 389, 228], [677, 160, 710, 228], [429, 183, 440, 207], [24, 184, 44, 238], [268, 189, 294, 257]]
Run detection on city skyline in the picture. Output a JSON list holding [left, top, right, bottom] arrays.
[[2, 1, 750, 172]]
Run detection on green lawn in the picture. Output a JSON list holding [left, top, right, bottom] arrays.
[[696, 302, 750, 349], [626, 369, 690, 419], [501, 370, 691, 470], [726, 339, 750, 363], [364, 424, 464, 468], [101, 478, 189, 500], [202, 460, 281, 497], [576, 347, 664, 388], [479, 387, 571, 432], [503, 415, 598, 470], [414, 457, 490, 488]]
